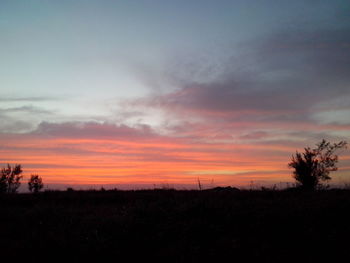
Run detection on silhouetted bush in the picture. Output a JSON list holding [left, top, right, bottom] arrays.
[[0, 164, 23, 193], [28, 174, 44, 193], [289, 139, 347, 190]]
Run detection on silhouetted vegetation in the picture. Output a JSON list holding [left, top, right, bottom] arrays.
[[1, 188, 350, 261], [66, 187, 75, 192], [289, 139, 347, 190], [0, 164, 23, 193], [28, 174, 44, 193]]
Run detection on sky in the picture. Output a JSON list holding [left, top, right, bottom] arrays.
[[1, 0, 350, 190]]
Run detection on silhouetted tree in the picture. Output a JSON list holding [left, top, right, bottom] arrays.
[[0, 170, 6, 193], [28, 174, 44, 193], [0, 164, 23, 193], [289, 140, 347, 190]]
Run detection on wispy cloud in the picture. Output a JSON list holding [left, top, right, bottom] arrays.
[[0, 96, 61, 102], [1, 119, 349, 187], [33, 121, 156, 139], [0, 105, 54, 114], [124, 27, 350, 138]]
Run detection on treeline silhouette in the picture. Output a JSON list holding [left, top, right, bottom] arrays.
[[0, 164, 43, 193]]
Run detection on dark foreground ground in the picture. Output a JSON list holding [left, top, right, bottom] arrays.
[[1, 188, 350, 262]]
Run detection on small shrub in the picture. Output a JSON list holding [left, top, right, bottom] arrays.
[[28, 174, 44, 193]]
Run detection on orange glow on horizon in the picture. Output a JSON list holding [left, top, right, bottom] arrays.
[[1, 133, 349, 188]]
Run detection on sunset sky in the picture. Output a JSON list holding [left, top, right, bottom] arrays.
[[1, 0, 350, 189]]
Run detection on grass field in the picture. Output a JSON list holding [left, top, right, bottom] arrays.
[[1, 188, 350, 261]]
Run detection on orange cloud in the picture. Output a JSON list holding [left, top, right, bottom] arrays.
[[1, 122, 349, 189]]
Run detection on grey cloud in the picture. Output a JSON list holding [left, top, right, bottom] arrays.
[[0, 105, 54, 114], [0, 96, 60, 102], [33, 121, 156, 139], [0, 114, 35, 133], [139, 26, 350, 125], [0, 105, 56, 134], [252, 28, 350, 89], [239, 131, 269, 140]]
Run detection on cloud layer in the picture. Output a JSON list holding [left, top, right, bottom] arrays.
[[1, 7, 350, 188]]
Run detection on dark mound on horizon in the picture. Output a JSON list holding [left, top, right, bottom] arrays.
[[1, 188, 350, 261]]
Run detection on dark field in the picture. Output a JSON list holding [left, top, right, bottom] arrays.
[[1, 188, 350, 262]]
